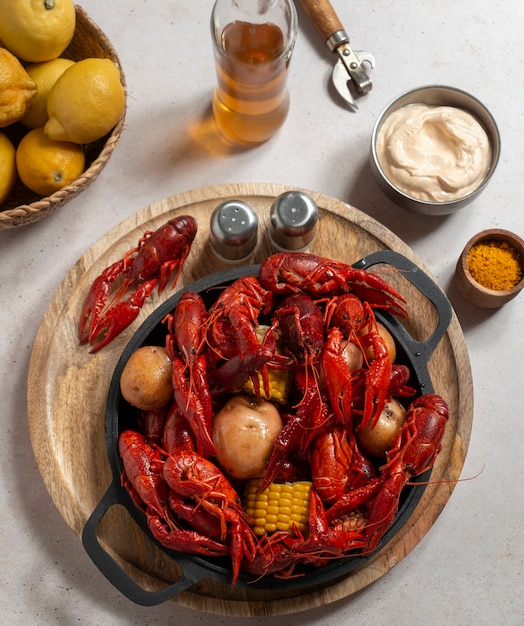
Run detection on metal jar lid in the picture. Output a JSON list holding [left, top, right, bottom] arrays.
[[209, 200, 258, 261], [269, 191, 318, 251]]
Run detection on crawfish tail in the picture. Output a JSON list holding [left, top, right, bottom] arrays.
[[325, 477, 384, 523], [147, 517, 230, 557], [388, 364, 417, 397], [170, 353, 216, 457], [118, 430, 170, 518]]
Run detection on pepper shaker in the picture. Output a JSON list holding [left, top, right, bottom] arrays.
[[268, 191, 318, 252], [209, 199, 258, 264]]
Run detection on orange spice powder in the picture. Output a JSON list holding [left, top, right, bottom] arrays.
[[467, 240, 523, 290]]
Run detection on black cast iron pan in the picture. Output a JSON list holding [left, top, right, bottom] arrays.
[[82, 250, 453, 605]]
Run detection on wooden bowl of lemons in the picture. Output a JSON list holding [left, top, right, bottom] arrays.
[[0, 4, 126, 230]]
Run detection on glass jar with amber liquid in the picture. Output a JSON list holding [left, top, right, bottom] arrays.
[[211, 0, 297, 144]]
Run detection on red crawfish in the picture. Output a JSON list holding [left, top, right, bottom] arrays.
[[324, 292, 366, 335], [138, 405, 170, 445], [326, 393, 450, 553], [119, 429, 170, 520], [318, 294, 368, 428], [164, 291, 215, 457], [320, 326, 354, 427], [350, 363, 417, 412], [321, 295, 394, 431], [161, 406, 196, 455], [258, 365, 329, 492], [163, 451, 256, 586], [205, 275, 276, 394], [310, 424, 379, 505], [272, 292, 325, 367], [119, 430, 229, 559], [259, 252, 408, 318], [79, 215, 197, 352], [354, 302, 393, 431]]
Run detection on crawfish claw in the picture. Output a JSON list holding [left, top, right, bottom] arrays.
[[78, 259, 126, 344], [88, 279, 157, 352]]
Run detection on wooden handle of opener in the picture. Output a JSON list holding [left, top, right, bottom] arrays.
[[296, 0, 345, 43]]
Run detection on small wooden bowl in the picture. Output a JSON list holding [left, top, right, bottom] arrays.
[[455, 229, 524, 308], [0, 5, 126, 230]]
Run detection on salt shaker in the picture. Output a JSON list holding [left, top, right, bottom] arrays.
[[268, 191, 318, 252], [209, 199, 258, 263]]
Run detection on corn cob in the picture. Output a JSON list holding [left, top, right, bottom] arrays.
[[242, 325, 292, 404], [244, 479, 312, 536]]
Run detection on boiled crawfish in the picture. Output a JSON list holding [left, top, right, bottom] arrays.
[[258, 365, 328, 492], [272, 292, 325, 367], [163, 451, 256, 586], [118, 430, 229, 559], [164, 291, 215, 457], [117, 250, 451, 582], [205, 275, 276, 394], [79, 215, 197, 352], [259, 252, 408, 318], [326, 393, 450, 552], [310, 424, 379, 505], [355, 302, 393, 431]]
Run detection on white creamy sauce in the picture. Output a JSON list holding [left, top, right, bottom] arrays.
[[376, 103, 492, 202]]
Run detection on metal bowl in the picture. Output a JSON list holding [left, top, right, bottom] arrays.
[[370, 86, 500, 216], [455, 229, 524, 308]]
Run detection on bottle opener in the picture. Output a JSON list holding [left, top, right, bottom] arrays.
[[297, 0, 375, 110]]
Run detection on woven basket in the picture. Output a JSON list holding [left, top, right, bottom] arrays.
[[0, 5, 127, 230]]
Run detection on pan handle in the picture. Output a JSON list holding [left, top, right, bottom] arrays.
[[353, 249, 454, 391], [82, 482, 198, 606]]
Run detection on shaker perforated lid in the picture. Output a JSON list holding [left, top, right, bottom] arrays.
[[269, 191, 318, 251], [209, 199, 258, 261]]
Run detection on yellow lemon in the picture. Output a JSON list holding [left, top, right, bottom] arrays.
[[0, 0, 76, 63], [45, 58, 125, 144], [16, 126, 85, 196], [0, 48, 38, 127], [0, 132, 17, 204], [20, 58, 76, 129]]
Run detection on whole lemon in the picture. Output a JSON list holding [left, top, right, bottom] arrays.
[[16, 127, 85, 196], [0, 0, 76, 63], [0, 132, 17, 204], [0, 48, 38, 127], [45, 58, 125, 144], [21, 58, 76, 129]]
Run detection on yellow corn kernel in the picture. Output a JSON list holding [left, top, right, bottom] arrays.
[[242, 364, 291, 404], [243, 479, 312, 537], [242, 326, 292, 404]]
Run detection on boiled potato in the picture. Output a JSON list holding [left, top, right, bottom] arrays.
[[212, 394, 283, 479], [356, 398, 407, 457], [342, 338, 364, 372], [120, 345, 173, 411]]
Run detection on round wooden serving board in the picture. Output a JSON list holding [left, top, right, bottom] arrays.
[[27, 183, 473, 616]]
